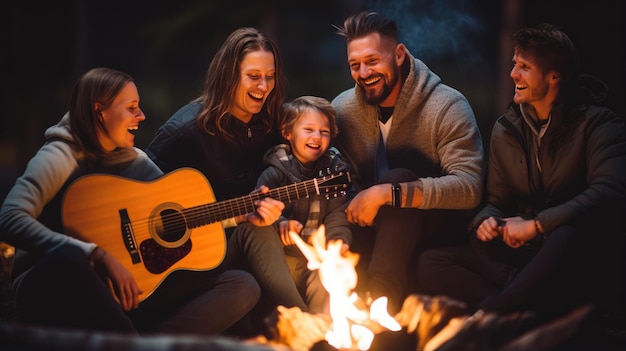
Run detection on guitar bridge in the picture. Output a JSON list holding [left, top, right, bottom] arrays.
[[119, 209, 141, 264]]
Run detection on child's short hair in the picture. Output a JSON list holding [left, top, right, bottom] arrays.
[[282, 96, 338, 138]]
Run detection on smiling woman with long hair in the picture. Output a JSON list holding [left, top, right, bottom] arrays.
[[146, 27, 313, 334]]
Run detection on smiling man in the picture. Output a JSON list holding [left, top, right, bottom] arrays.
[[416, 23, 626, 322], [330, 11, 485, 314]]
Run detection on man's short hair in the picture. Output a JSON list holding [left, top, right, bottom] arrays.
[[512, 23, 579, 83], [335, 11, 399, 44]]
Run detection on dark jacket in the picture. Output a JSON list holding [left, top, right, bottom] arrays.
[[146, 101, 282, 201], [471, 75, 626, 237], [257, 144, 354, 246]]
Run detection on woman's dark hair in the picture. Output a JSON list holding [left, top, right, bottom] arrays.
[[69, 67, 134, 159], [196, 27, 285, 141]]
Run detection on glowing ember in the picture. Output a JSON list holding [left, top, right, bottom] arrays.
[[289, 225, 401, 350]]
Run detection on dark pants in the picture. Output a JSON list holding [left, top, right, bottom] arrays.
[[15, 244, 259, 335], [224, 223, 308, 312], [351, 168, 470, 314], [222, 223, 320, 337], [284, 248, 329, 314], [130, 268, 259, 335], [15, 244, 136, 333], [416, 224, 622, 320]]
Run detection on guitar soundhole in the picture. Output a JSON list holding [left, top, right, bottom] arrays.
[[140, 239, 192, 274], [158, 209, 187, 243]]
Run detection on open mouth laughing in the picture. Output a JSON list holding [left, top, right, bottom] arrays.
[[249, 92, 264, 101], [306, 143, 321, 150], [363, 76, 382, 86]]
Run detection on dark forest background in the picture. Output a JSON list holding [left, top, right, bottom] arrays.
[[1, 0, 624, 201]]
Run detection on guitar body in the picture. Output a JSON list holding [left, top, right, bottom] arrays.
[[62, 168, 226, 302]]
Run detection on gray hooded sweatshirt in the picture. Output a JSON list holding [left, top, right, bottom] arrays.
[[0, 113, 162, 291], [332, 50, 484, 210]]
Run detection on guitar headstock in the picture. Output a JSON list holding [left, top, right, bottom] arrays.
[[316, 169, 352, 199]]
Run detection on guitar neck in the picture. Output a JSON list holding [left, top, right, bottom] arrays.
[[183, 177, 323, 228]]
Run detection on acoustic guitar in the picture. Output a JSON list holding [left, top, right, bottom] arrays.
[[62, 167, 351, 302]]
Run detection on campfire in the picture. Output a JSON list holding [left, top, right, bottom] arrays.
[[263, 225, 476, 351], [259, 225, 596, 351], [280, 225, 401, 350]]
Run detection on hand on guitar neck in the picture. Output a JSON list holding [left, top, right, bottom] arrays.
[[241, 185, 285, 227]]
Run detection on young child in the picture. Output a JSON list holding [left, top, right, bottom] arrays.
[[257, 95, 354, 314]]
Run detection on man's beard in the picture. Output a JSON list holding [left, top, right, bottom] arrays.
[[360, 72, 397, 106], [363, 83, 392, 105]]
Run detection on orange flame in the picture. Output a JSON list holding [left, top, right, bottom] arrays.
[[289, 225, 400, 350]]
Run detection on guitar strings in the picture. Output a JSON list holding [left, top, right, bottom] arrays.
[[124, 176, 347, 237]]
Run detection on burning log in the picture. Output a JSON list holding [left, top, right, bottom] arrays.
[[432, 304, 594, 351], [393, 294, 596, 351], [394, 294, 469, 351], [264, 305, 331, 351]]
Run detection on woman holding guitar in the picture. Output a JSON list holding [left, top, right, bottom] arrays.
[[0, 68, 260, 335], [146, 27, 313, 331]]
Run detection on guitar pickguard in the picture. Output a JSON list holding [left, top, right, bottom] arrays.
[[140, 239, 192, 274]]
